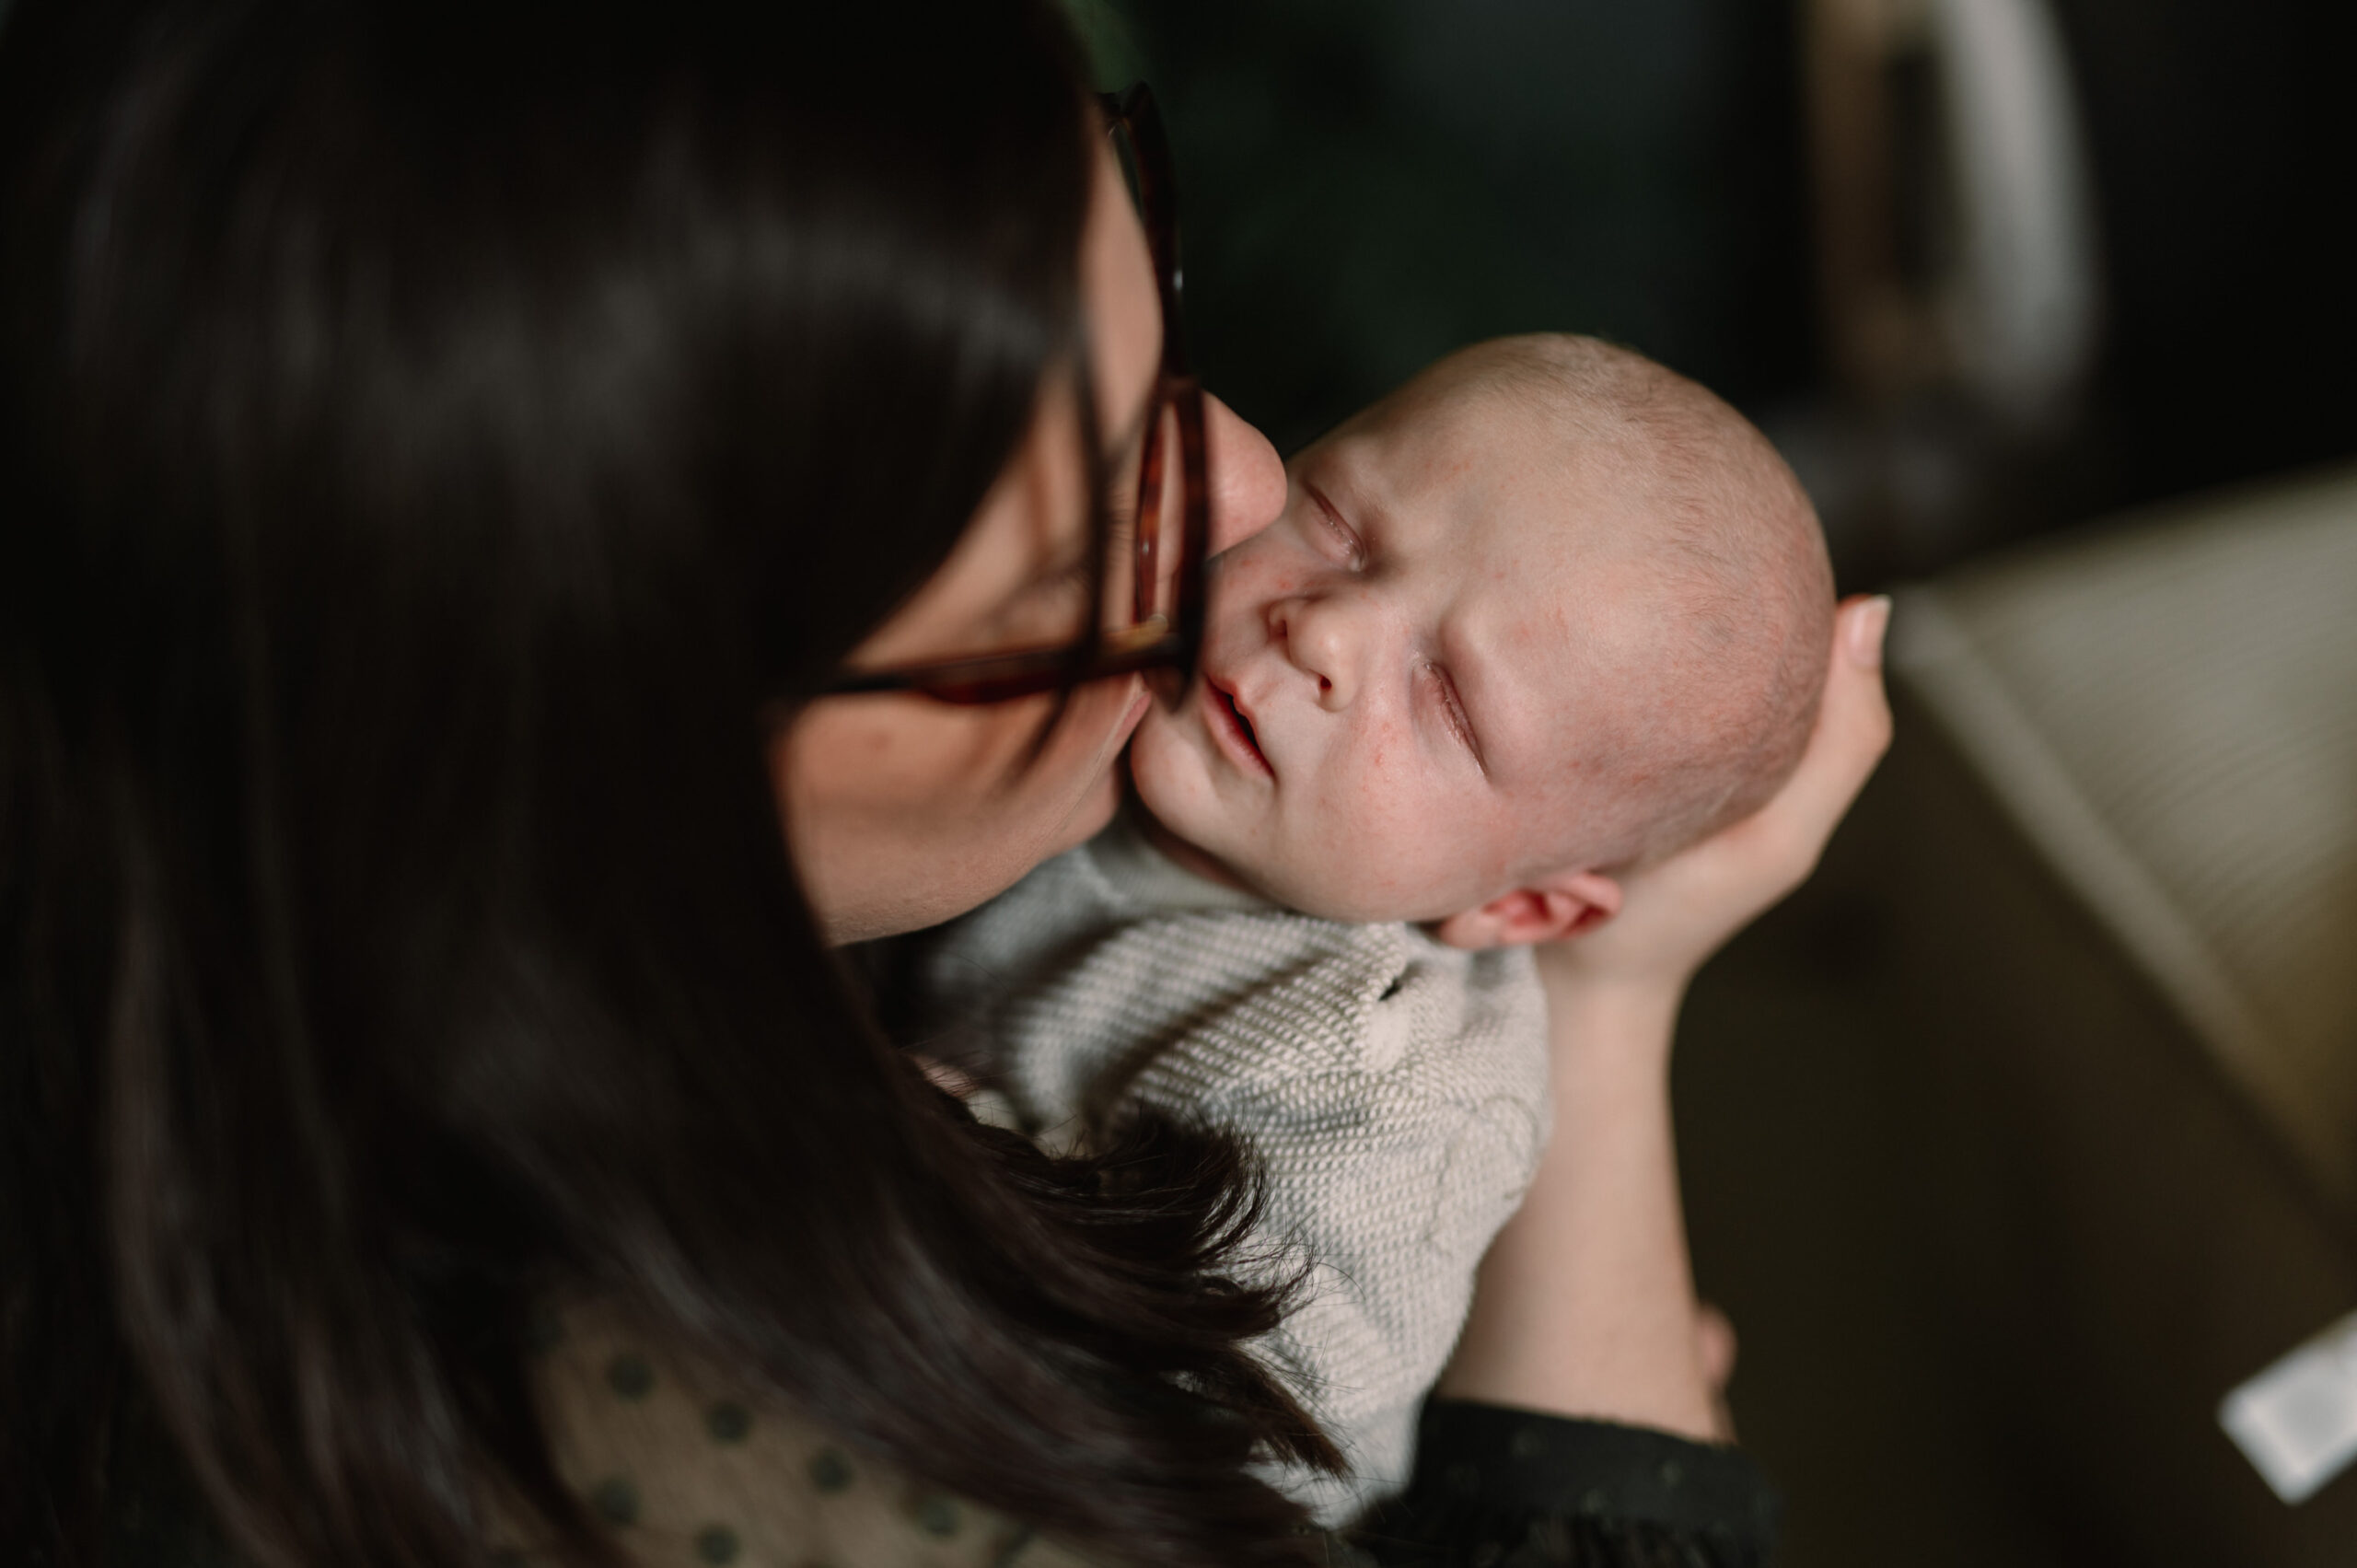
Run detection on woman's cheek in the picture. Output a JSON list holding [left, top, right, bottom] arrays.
[[1044, 756, 1123, 859], [1026, 675, 1149, 856]]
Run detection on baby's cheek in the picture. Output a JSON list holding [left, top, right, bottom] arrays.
[[1125, 715, 1203, 831], [1288, 758, 1437, 917]]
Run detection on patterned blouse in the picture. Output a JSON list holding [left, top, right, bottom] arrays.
[[107, 1296, 1781, 1568], [495, 1301, 1099, 1568], [494, 1302, 1782, 1568]]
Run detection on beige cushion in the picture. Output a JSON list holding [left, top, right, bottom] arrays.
[[1890, 464, 2357, 1207]]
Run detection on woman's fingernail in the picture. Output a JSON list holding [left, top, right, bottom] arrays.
[[1846, 596, 1892, 668]]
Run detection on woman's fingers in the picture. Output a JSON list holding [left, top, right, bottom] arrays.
[[1770, 595, 1893, 862], [1715, 595, 1894, 890], [1694, 1301, 1739, 1391], [1694, 1302, 1740, 1443], [1534, 596, 1893, 998]]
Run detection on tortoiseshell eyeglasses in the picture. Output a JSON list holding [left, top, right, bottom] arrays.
[[819, 83, 1206, 707]]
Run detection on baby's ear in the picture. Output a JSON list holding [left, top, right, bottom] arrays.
[[1432, 871, 1622, 950]]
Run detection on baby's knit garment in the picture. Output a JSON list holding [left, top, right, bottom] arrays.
[[910, 810, 1550, 1526]]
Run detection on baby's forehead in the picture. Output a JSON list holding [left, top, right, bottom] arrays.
[[1408, 416, 1667, 598], [1386, 357, 1574, 441], [1379, 365, 1655, 503]]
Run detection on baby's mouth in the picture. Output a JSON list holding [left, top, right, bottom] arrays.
[[1205, 678, 1273, 777]]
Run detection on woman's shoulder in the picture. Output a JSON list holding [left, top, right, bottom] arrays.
[[509, 1301, 1105, 1568]]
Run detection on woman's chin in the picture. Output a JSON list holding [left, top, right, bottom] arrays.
[[1039, 756, 1124, 863]]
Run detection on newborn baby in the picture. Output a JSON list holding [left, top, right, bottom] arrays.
[[912, 334, 1832, 1522]]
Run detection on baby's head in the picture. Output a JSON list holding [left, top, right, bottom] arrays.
[[1128, 334, 1834, 945]]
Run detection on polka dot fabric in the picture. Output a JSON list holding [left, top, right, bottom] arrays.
[[490, 1302, 1107, 1568]]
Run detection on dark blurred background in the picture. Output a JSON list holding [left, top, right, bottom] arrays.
[[1074, 4, 2357, 1565], [1073, 0, 2356, 588], [1077, 0, 1815, 456]]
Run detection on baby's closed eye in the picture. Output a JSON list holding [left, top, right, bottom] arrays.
[[1418, 661, 1483, 769], [1306, 483, 1366, 569]]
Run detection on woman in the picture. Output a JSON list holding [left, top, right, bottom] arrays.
[[0, 3, 1889, 1567]]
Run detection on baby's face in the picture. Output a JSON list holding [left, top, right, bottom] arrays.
[[1129, 371, 1666, 923]]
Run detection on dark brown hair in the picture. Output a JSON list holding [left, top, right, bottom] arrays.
[[0, 2, 1331, 1564]]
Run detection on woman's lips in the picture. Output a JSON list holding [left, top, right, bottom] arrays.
[[1202, 678, 1273, 778]]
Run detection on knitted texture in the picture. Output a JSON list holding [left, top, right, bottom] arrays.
[[911, 813, 1550, 1525]]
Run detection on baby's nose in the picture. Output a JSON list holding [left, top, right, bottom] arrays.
[[1276, 594, 1359, 710]]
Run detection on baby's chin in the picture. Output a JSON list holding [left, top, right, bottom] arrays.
[[1128, 758, 1409, 920], [1129, 706, 1481, 923]]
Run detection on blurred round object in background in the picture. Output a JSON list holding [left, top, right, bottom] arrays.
[[1804, 0, 2102, 423]]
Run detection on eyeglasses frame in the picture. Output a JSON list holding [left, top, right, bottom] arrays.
[[819, 83, 1208, 707]]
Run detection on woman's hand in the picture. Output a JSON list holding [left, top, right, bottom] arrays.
[[1437, 596, 1891, 1438], [1538, 595, 1895, 1009]]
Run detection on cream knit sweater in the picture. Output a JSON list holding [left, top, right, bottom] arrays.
[[911, 810, 1550, 1525]]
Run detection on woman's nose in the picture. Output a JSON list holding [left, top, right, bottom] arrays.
[[1203, 392, 1284, 553], [1272, 593, 1359, 710]]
